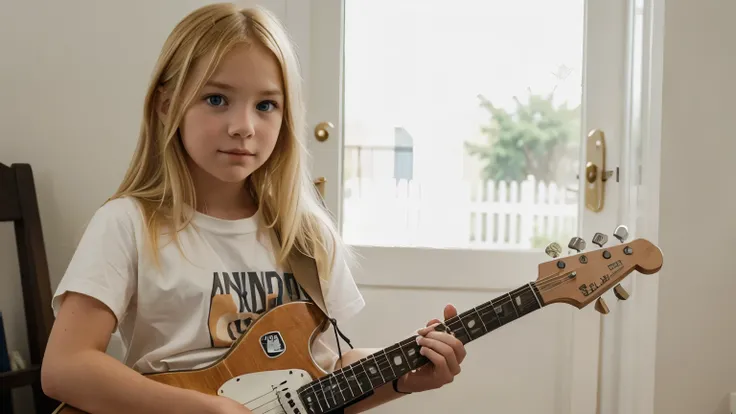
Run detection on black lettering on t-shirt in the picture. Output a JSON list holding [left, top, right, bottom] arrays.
[[211, 272, 224, 296], [265, 271, 284, 306], [283, 272, 312, 302], [247, 271, 266, 313]]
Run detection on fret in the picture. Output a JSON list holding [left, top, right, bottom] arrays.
[[458, 307, 488, 341], [324, 379, 341, 411], [473, 307, 489, 332], [399, 338, 426, 370], [338, 367, 355, 400], [494, 293, 520, 325], [300, 388, 319, 414], [516, 283, 543, 315], [398, 343, 410, 368], [507, 292, 521, 317], [325, 373, 344, 407], [454, 317, 472, 340], [384, 343, 412, 378], [446, 318, 472, 344], [478, 302, 502, 331], [350, 362, 373, 394], [379, 349, 397, 379], [529, 282, 543, 307], [343, 364, 364, 396], [313, 383, 329, 413], [360, 355, 385, 387]]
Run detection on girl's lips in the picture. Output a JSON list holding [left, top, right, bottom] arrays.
[[219, 149, 255, 156]]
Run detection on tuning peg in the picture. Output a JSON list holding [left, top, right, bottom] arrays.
[[545, 242, 562, 258], [594, 297, 610, 314], [592, 232, 608, 247], [613, 225, 629, 243], [613, 284, 630, 300], [568, 237, 586, 253]]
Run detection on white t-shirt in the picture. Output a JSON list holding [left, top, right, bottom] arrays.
[[51, 197, 365, 375]]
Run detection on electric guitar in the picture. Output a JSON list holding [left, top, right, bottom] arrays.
[[53, 227, 663, 414]]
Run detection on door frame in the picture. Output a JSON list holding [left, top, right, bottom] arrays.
[[282, 0, 665, 413], [596, 0, 665, 412]]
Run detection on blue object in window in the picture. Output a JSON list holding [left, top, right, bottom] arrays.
[[393, 127, 414, 180]]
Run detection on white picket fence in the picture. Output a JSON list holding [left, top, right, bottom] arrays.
[[342, 175, 578, 249]]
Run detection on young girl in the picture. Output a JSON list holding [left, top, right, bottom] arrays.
[[41, 3, 466, 413]]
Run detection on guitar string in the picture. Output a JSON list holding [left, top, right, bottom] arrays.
[[243, 392, 290, 414], [275, 269, 605, 410], [253, 400, 280, 414], [249, 394, 281, 411], [242, 388, 285, 407], [260, 407, 285, 414]]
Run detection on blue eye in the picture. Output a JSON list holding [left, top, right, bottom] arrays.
[[256, 100, 278, 112], [205, 95, 227, 107]]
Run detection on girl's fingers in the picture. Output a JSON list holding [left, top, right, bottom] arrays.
[[419, 345, 453, 384], [426, 331, 467, 364], [417, 334, 461, 376], [425, 318, 441, 328], [417, 322, 440, 336], [417, 330, 467, 365]]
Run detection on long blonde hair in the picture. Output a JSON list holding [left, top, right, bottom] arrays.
[[111, 3, 341, 282]]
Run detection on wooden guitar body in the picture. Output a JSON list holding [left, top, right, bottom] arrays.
[[53, 301, 331, 414]]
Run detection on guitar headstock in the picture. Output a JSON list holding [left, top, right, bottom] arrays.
[[536, 225, 663, 312]]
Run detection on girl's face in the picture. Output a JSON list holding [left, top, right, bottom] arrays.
[[178, 42, 284, 186]]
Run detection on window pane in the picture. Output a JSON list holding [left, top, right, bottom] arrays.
[[342, 0, 584, 250]]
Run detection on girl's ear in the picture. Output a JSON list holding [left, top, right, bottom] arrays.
[[156, 87, 171, 123]]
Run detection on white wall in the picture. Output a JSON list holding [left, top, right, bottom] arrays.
[[654, 0, 736, 413], [1, 0, 734, 413]]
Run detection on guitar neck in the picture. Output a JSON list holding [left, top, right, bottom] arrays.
[[297, 282, 545, 413]]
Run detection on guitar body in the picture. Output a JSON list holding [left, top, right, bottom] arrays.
[[53, 302, 331, 414]]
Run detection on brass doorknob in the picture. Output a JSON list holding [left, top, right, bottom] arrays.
[[586, 161, 598, 183], [314, 121, 334, 142]]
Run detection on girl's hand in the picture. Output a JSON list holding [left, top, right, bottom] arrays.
[[210, 396, 254, 414], [397, 304, 467, 393]]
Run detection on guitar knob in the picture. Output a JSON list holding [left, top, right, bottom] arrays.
[[592, 232, 608, 247], [568, 237, 586, 253], [613, 284, 630, 300], [613, 225, 629, 243], [545, 242, 562, 258], [594, 297, 610, 314]]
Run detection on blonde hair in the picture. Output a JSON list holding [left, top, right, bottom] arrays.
[[110, 3, 342, 282]]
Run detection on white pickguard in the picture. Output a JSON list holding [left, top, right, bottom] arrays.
[[218, 369, 314, 414]]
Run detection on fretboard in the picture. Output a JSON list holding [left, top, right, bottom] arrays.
[[297, 282, 544, 413]]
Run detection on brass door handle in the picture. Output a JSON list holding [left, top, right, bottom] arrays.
[[584, 129, 615, 212], [314, 121, 334, 142]]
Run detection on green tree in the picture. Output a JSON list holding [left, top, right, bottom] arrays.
[[465, 91, 581, 183]]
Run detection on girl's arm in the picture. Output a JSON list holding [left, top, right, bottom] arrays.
[[42, 292, 248, 414]]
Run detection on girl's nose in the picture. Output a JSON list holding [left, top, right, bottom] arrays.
[[228, 108, 256, 138]]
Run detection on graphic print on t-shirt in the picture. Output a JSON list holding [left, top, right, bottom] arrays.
[[207, 271, 312, 347]]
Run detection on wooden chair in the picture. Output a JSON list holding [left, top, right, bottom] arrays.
[[0, 162, 58, 413]]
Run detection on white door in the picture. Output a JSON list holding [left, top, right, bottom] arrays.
[[268, 0, 632, 412]]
